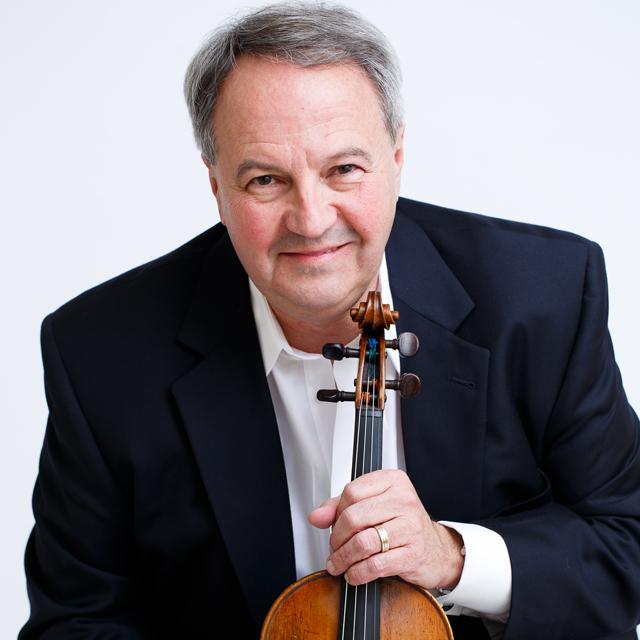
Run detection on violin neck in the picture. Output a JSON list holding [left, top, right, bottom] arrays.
[[351, 407, 384, 480], [337, 406, 384, 640]]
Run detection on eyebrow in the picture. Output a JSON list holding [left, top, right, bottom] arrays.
[[235, 160, 282, 183], [234, 146, 373, 182], [326, 146, 373, 165]]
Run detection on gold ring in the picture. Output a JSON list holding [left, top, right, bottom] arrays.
[[373, 524, 390, 553]]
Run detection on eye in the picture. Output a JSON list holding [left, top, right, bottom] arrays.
[[330, 164, 364, 184], [245, 174, 287, 198], [250, 175, 275, 187]]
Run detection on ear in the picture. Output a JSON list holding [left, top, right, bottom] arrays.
[[202, 155, 226, 225], [391, 125, 405, 193], [393, 125, 405, 172]]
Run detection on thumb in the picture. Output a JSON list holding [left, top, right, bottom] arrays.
[[308, 495, 340, 529]]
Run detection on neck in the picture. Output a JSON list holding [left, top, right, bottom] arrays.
[[273, 310, 361, 354]]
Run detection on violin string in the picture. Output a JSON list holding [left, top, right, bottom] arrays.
[[357, 341, 374, 640], [362, 340, 374, 640], [368, 340, 377, 481], [365, 339, 378, 640], [344, 337, 380, 640], [354, 339, 374, 640], [343, 340, 365, 640]]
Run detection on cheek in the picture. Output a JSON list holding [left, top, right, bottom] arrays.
[[345, 183, 395, 242], [222, 197, 282, 263]]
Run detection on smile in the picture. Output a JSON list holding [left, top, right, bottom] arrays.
[[281, 243, 348, 261]]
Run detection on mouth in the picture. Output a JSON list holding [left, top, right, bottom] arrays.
[[280, 243, 349, 261]]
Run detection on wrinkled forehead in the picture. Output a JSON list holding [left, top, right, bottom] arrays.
[[211, 56, 390, 158]]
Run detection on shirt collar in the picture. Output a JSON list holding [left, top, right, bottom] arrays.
[[250, 252, 397, 376]]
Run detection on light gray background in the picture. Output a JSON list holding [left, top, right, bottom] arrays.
[[1, 1, 638, 636]]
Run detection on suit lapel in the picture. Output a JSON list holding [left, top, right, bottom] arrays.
[[172, 233, 295, 627], [387, 211, 490, 521]]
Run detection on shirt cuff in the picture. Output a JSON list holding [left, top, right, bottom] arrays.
[[436, 521, 512, 620]]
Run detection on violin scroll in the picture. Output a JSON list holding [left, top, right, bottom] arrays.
[[317, 292, 422, 407]]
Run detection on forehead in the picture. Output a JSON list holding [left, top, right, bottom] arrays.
[[212, 56, 389, 160]]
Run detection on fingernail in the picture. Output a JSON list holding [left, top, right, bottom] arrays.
[[326, 559, 336, 574]]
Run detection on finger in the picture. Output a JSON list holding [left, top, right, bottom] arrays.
[[330, 487, 425, 550], [334, 470, 408, 520], [343, 546, 414, 586], [327, 519, 413, 576], [308, 495, 341, 529], [330, 494, 400, 550]]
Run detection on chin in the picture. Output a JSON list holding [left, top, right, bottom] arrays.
[[276, 282, 360, 316]]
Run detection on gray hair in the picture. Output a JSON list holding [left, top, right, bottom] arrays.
[[184, 2, 403, 163]]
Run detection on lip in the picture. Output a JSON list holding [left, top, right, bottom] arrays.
[[280, 243, 349, 262]]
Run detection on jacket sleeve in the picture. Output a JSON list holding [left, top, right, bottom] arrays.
[[478, 241, 640, 640], [20, 315, 149, 639]]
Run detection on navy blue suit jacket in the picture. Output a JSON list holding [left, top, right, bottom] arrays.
[[21, 198, 640, 639]]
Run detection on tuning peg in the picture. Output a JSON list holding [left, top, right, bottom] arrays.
[[385, 373, 422, 399], [317, 389, 356, 403], [322, 343, 359, 361], [387, 332, 419, 357]]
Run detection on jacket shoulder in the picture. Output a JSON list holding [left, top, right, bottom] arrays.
[[394, 198, 606, 351], [396, 197, 594, 248], [45, 224, 226, 345], [395, 197, 600, 301]]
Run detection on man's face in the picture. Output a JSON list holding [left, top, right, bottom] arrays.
[[206, 56, 404, 325]]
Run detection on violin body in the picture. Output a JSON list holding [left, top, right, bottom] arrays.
[[261, 571, 453, 639]]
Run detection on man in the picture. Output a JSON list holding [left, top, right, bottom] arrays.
[[21, 3, 640, 639]]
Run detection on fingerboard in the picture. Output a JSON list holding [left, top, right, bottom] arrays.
[[337, 344, 384, 640]]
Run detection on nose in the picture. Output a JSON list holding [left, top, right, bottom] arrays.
[[284, 178, 337, 239]]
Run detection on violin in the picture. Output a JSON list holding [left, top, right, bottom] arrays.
[[261, 291, 453, 639]]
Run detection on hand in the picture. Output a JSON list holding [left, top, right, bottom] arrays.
[[308, 469, 464, 590]]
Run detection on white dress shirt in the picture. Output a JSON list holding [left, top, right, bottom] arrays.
[[249, 253, 511, 629]]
